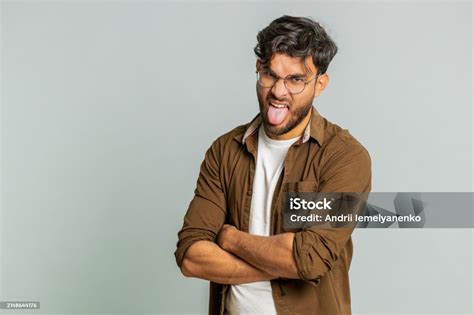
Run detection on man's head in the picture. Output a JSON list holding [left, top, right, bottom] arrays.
[[254, 15, 338, 138]]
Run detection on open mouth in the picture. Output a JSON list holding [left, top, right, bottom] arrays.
[[269, 100, 289, 108], [267, 101, 290, 125]]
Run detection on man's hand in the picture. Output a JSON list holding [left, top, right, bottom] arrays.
[[217, 224, 238, 251], [216, 224, 299, 279]]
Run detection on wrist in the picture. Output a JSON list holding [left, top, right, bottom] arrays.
[[217, 224, 240, 252], [224, 227, 240, 252]]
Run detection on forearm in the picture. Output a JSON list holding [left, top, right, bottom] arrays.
[[181, 240, 276, 284], [221, 229, 299, 279]]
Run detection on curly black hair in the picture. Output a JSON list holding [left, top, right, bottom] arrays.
[[254, 15, 338, 75]]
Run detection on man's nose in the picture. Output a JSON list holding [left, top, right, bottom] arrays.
[[271, 78, 289, 99]]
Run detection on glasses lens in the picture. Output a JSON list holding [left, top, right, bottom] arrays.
[[285, 78, 306, 94], [257, 71, 276, 87]]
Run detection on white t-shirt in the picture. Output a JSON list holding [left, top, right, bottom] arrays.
[[225, 125, 299, 315]]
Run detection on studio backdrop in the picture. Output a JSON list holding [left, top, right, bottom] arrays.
[[1, 1, 472, 314]]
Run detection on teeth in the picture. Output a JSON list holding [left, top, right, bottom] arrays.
[[270, 102, 287, 108]]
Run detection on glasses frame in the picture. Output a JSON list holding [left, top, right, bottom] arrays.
[[256, 69, 319, 94]]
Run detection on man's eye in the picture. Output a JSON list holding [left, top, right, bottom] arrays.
[[289, 77, 305, 83]]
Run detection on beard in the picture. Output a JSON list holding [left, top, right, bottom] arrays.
[[257, 92, 313, 136]]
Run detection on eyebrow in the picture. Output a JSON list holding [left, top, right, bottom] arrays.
[[262, 67, 308, 79]]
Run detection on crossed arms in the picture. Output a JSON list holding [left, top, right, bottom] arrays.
[[174, 137, 371, 286], [181, 225, 299, 284]]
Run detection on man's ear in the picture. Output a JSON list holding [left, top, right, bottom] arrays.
[[314, 73, 329, 98], [256, 59, 261, 72]]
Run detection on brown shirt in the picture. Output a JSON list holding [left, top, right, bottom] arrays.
[[174, 107, 372, 315]]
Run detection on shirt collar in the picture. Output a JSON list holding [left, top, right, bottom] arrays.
[[235, 106, 325, 146]]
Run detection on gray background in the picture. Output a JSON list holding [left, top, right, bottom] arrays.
[[1, 0, 472, 314]]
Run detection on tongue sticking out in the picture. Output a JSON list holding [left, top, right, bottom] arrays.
[[267, 105, 289, 125]]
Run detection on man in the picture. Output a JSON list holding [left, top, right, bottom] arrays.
[[174, 15, 371, 315]]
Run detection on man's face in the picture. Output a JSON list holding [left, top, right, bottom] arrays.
[[256, 53, 319, 137]]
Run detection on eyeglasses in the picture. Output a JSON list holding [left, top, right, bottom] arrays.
[[256, 69, 318, 94]]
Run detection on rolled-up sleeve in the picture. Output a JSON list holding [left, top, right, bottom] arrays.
[[293, 139, 372, 284], [174, 139, 226, 268]]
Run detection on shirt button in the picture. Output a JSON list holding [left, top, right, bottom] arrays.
[[247, 190, 252, 196]]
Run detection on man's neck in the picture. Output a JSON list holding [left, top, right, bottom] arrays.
[[266, 107, 312, 140]]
